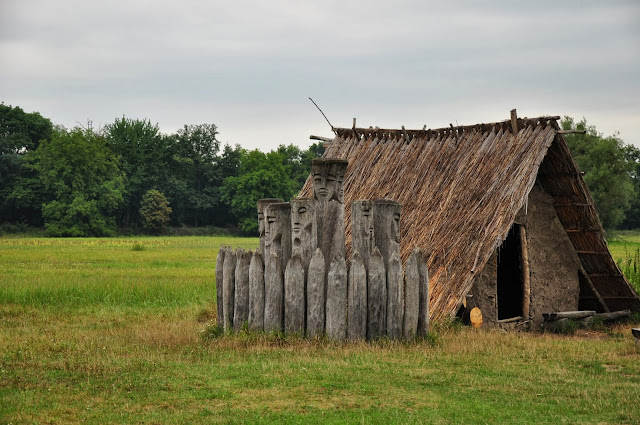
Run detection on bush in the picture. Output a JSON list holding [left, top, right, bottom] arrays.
[[139, 189, 172, 234]]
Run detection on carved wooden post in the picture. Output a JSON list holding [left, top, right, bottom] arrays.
[[373, 199, 402, 269], [233, 249, 251, 332], [311, 158, 348, 276], [264, 251, 283, 333], [222, 248, 236, 332], [386, 252, 404, 339], [403, 248, 420, 339], [258, 198, 283, 256], [367, 247, 387, 340], [352, 200, 375, 270], [417, 249, 430, 336], [248, 250, 265, 332], [326, 257, 347, 341], [290, 197, 316, 274], [306, 248, 326, 338], [215, 247, 226, 328], [347, 251, 367, 341], [284, 254, 305, 335], [265, 202, 292, 275]]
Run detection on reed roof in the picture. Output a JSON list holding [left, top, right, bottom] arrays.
[[300, 115, 640, 320]]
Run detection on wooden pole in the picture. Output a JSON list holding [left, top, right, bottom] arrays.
[[578, 267, 610, 313], [519, 225, 530, 319], [309, 135, 334, 143], [510, 109, 519, 134]]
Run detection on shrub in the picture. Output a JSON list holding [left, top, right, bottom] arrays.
[[139, 189, 172, 234]]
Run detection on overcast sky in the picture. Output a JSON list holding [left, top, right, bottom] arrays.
[[1, 1, 639, 150]]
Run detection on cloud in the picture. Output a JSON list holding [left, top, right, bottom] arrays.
[[1, 0, 639, 149]]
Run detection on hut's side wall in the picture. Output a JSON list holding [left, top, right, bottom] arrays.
[[525, 185, 582, 326], [470, 184, 582, 327], [470, 252, 497, 324]]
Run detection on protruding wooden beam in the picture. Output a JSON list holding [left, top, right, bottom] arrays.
[[510, 109, 519, 134], [309, 135, 333, 143], [558, 130, 587, 135]]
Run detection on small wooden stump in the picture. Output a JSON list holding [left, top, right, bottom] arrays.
[[470, 307, 483, 328]]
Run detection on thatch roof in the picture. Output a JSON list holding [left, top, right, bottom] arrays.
[[300, 115, 640, 320]]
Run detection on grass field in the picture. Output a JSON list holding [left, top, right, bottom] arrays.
[[1, 236, 639, 424]]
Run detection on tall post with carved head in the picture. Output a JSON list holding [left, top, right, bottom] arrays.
[[290, 197, 316, 273], [257, 198, 283, 256], [352, 200, 375, 270], [310, 158, 348, 277], [373, 199, 402, 269]]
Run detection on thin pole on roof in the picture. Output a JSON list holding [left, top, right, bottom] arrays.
[[308, 97, 337, 135]]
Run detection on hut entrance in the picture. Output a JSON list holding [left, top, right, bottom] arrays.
[[497, 224, 524, 320]]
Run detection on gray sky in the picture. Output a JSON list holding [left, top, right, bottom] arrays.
[[2, 0, 639, 150]]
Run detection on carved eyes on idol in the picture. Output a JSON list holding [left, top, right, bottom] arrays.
[[298, 206, 307, 215]]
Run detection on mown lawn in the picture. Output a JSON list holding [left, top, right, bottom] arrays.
[[1, 236, 639, 424]]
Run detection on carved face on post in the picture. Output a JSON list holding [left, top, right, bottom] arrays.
[[352, 200, 374, 255], [373, 199, 402, 267], [392, 211, 401, 243], [257, 198, 283, 239], [265, 202, 292, 272], [311, 159, 349, 204], [290, 197, 314, 250]]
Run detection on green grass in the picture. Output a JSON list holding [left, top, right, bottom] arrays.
[[608, 233, 640, 294], [1, 236, 639, 424]]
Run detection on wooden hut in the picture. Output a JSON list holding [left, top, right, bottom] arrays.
[[300, 112, 640, 327]]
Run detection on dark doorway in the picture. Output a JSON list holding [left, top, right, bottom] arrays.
[[497, 224, 524, 320]]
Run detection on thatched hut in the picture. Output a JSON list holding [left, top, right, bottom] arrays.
[[300, 113, 640, 327]]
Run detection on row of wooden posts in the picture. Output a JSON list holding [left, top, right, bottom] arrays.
[[215, 244, 429, 340], [214, 158, 430, 341]]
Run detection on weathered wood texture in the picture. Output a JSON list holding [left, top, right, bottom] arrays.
[[403, 248, 420, 339], [347, 251, 367, 341], [520, 225, 531, 319], [543, 310, 596, 321], [233, 249, 251, 331], [215, 247, 226, 328], [265, 202, 292, 275], [290, 197, 316, 273], [326, 257, 347, 341], [367, 247, 387, 340], [257, 198, 284, 256], [373, 199, 402, 269], [264, 251, 283, 333], [352, 200, 374, 270], [386, 252, 404, 339], [284, 254, 305, 335], [417, 248, 430, 336], [594, 310, 630, 321], [311, 159, 348, 278], [306, 248, 326, 338], [248, 250, 265, 331], [222, 249, 236, 331]]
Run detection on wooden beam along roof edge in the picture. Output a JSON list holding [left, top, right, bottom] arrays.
[[332, 116, 562, 137]]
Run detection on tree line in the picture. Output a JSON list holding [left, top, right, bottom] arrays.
[[1, 102, 639, 235], [0, 103, 323, 236]]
